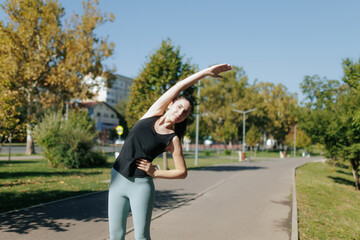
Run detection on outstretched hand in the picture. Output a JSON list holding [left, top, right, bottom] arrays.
[[206, 64, 232, 78]]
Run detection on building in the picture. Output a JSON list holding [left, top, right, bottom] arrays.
[[79, 101, 120, 132], [96, 74, 133, 107]]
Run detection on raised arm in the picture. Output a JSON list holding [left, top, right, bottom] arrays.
[[141, 63, 232, 119]]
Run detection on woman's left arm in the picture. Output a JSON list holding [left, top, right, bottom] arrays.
[[136, 136, 187, 179], [141, 64, 232, 119]]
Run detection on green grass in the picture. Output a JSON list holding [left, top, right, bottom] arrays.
[[0, 157, 113, 213], [296, 161, 360, 240]]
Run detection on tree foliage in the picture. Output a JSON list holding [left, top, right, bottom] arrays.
[[246, 125, 262, 148], [200, 66, 248, 143], [0, 89, 26, 151], [197, 67, 298, 146], [33, 110, 106, 168], [0, 0, 115, 154], [284, 127, 311, 149], [256, 82, 298, 145], [299, 58, 360, 190], [126, 39, 197, 127]]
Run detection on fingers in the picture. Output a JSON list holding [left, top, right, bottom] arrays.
[[136, 159, 150, 170], [209, 64, 232, 78], [216, 63, 232, 72], [136, 159, 155, 177]]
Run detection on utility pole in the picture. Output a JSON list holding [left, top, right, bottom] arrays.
[[195, 82, 201, 166], [232, 108, 256, 154], [294, 125, 297, 157]]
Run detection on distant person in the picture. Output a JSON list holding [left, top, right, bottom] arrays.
[[108, 63, 232, 240]]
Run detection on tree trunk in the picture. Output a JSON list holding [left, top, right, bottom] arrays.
[[350, 159, 359, 190], [26, 92, 35, 155], [26, 125, 35, 155]]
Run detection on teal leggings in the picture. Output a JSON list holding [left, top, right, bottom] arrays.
[[108, 168, 155, 240]]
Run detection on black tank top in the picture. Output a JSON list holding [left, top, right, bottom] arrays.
[[113, 116, 176, 177]]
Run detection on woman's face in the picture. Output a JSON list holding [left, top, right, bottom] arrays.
[[168, 98, 192, 123]]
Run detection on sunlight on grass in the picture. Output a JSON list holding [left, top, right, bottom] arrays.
[[296, 162, 360, 240]]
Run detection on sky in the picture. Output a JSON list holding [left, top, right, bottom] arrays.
[[2, 0, 360, 102]]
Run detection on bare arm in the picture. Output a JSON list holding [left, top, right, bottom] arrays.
[[136, 136, 187, 179], [141, 63, 232, 119]]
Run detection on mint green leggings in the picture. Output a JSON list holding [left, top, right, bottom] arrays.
[[108, 168, 155, 240]]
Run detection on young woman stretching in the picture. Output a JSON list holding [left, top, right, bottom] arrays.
[[108, 63, 232, 240]]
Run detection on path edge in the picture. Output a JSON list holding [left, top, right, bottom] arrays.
[[292, 157, 326, 240]]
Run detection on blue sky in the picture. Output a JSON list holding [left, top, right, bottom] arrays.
[[2, 0, 360, 101]]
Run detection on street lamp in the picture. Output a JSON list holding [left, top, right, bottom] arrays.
[[195, 82, 201, 166], [294, 125, 297, 157], [232, 108, 256, 154]]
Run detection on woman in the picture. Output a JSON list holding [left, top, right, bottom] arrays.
[[108, 63, 232, 240]]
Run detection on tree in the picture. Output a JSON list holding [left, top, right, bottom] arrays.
[[299, 59, 360, 190], [246, 125, 262, 149], [200, 66, 248, 144], [126, 39, 197, 127], [0, 89, 26, 155], [284, 127, 311, 150], [256, 82, 298, 146], [246, 125, 262, 157], [126, 39, 197, 170], [0, 0, 115, 154]]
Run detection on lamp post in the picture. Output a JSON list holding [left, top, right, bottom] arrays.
[[195, 82, 201, 166], [294, 125, 297, 157], [232, 108, 256, 153]]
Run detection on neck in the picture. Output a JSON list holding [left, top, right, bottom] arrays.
[[159, 114, 175, 130]]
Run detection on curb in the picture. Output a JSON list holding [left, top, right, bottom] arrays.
[[291, 158, 326, 240], [291, 167, 299, 240]]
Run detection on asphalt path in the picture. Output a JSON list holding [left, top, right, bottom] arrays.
[[0, 157, 321, 240]]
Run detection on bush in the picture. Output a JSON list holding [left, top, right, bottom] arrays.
[[34, 110, 106, 168], [224, 149, 232, 155], [204, 150, 211, 156]]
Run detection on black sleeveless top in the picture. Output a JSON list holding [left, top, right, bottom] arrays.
[[113, 116, 177, 177]]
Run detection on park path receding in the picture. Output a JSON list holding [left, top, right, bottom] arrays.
[[0, 157, 320, 240]]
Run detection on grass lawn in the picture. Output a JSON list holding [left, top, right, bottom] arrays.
[[0, 157, 114, 213], [296, 161, 360, 240]]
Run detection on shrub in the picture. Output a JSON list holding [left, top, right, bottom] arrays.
[[34, 110, 106, 168], [224, 149, 232, 155], [204, 150, 211, 156]]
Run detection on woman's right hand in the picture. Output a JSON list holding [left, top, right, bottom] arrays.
[[206, 64, 232, 78]]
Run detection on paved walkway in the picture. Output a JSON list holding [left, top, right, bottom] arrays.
[[0, 157, 322, 240]]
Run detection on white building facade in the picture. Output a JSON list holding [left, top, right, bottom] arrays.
[[79, 102, 120, 131], [96, 74, 133, 107]]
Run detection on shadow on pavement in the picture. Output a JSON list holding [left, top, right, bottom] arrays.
[[189, 165, 266, 172], [0, 191, 109, 234], [0, 188, 197, 235], [155, 189, 196, 211]]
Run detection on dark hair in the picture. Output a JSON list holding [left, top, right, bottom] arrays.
[[173, 95, 194, 141]]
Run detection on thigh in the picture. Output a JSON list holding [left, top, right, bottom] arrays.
[[108, 169, 131, 240], [129, 177, 155, 240]]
